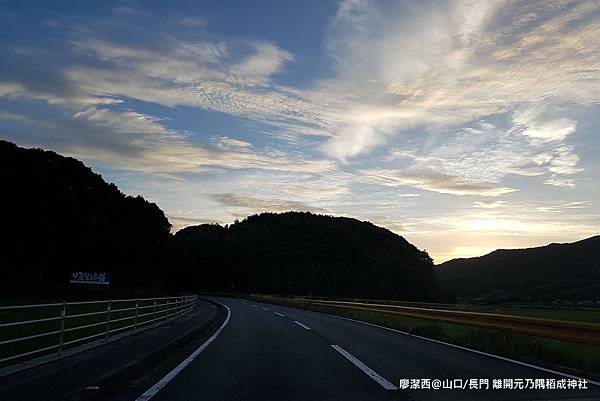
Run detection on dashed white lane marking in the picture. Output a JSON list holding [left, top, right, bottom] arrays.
[[293, 320, 312, 330], [261, 307, 270, 311], [273, 312, 285, 317], [136, 303, 231, 401], [302, 308, 600, 388], [331, 345, 398, 390], [251, 304, 258, 308]]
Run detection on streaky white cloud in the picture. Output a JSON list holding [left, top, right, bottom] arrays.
[[310, 0, 600, 177], [210, 193, 328, 214], [5, 0, 596, 191], [64, 38, 325, 129], [231, 42, 294, 84], [73, 107, 169, 135], [513, 107, 577, 142], [0, 79, 121, 107], [0, 82, 25, 95], [179, 16, 207, 28], [19, 106, 337, 175], [473, 200, 506, 208], [359, 168, 516, 196], [212, 136, 253, 150]]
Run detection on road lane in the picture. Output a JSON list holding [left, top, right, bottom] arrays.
[[148, 298, 405, 401], [245, 298, 600, 401]]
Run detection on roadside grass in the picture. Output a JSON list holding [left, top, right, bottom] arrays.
[[493, 307, 600, 323], [0, 299, 185, 368], [255, 296, 600, 378], [293, 298, 600, 323]]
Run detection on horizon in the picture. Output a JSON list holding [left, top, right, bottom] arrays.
[[2, 1, 600, 263]]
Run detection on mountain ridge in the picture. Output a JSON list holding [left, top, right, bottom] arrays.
[[436, 235, 600, 302]]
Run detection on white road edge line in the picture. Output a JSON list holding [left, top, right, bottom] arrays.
[[331, 344, 398, 390], [135, 302, 232, 401], [296, 307, 600, 388], [293, 320, 311, 330], [274, 312, 285, 317]]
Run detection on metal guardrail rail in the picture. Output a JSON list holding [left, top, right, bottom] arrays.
[[0, 295, 198, 366], [285, 297, 600, 346]]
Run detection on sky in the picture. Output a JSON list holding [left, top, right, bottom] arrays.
[[1, 0, 600, 263]]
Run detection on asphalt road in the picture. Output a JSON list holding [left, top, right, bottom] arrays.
[[146, 297, 600, 401]]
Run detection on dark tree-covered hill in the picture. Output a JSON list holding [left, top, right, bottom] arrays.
[[0, 140, 171, 291], [436, 236, 600, 302], [0, 139, 451, 302], [173, 212, 453, 301]]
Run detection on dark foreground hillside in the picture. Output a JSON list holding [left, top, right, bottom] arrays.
[[0, 140, 171, 293], [436, 236, 600, 302], [173, 213, 453, 302], [0, 140, 451, 302]]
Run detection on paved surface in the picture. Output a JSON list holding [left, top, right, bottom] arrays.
[[0, 300, 219, 401], [149, 297, 600, 401]]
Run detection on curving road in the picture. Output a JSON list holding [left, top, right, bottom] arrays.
[[144, 297, 600, 401]]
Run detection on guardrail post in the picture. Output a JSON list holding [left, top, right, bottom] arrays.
[[105, 300, 112, 342], [134, 299, 139, 332], [58, 301, 66, 357], [152, 299, 157, 325]]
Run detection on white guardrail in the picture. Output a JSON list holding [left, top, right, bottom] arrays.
[[0, 295, 198, 366]]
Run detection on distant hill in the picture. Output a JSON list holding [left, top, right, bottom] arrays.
[[436, 236, 600, 302], [173, 212, 453, 301], [0, 140, 171, 291]]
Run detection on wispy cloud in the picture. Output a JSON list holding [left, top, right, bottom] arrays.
[[210, 193, 328, 214], [308, 0, 600, 183], [2, 1, 600, 261], [179, 16, 207, 28], [359, 168, 516, 196]]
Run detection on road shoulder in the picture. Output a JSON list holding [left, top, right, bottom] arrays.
[[0, 298, 227, 401]]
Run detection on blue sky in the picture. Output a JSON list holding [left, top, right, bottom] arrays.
[[2, 0, 600, 262]]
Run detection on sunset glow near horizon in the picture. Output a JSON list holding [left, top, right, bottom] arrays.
[[1, 1, 600, 263]]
